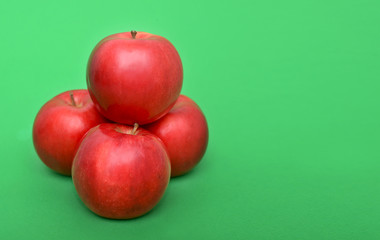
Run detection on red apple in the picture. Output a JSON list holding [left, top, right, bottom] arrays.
[[72, 123, 171, 219], [87, 30, 183, 125], [33, 90, 107, 176], [146, 95, 208, 177]]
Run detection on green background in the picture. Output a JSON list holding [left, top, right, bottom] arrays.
[[1, 0, 380, 239]]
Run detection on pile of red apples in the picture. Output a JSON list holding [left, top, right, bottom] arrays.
[[33, 31, 208, 219]]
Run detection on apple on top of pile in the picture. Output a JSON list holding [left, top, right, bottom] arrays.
[[32, 31, 208, 219]]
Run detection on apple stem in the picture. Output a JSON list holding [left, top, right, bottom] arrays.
[[131, 30, 137, 39], [70, 91, 76, 107], [131, 123, 139, 135]]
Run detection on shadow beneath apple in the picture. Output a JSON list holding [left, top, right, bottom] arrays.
[[65, 152, 211, 221], [33, 158, 176, 221], [45, 168, 72, 178], [170, 152, 211, 182], [38, 164, 72, 184]]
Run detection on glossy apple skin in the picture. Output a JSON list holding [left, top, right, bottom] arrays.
[[32, 90, 107, 176], [87, 31, 183, 125], [72, 123, 171, 219], [146, 95, 208, 177]]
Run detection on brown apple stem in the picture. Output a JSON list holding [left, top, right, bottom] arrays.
[[131, 30, 137, 39], [70, 91, 76, 107], [131, 123, 139, 135]]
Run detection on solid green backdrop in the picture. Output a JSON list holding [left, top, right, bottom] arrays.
[[1, 0, 380, 239]]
